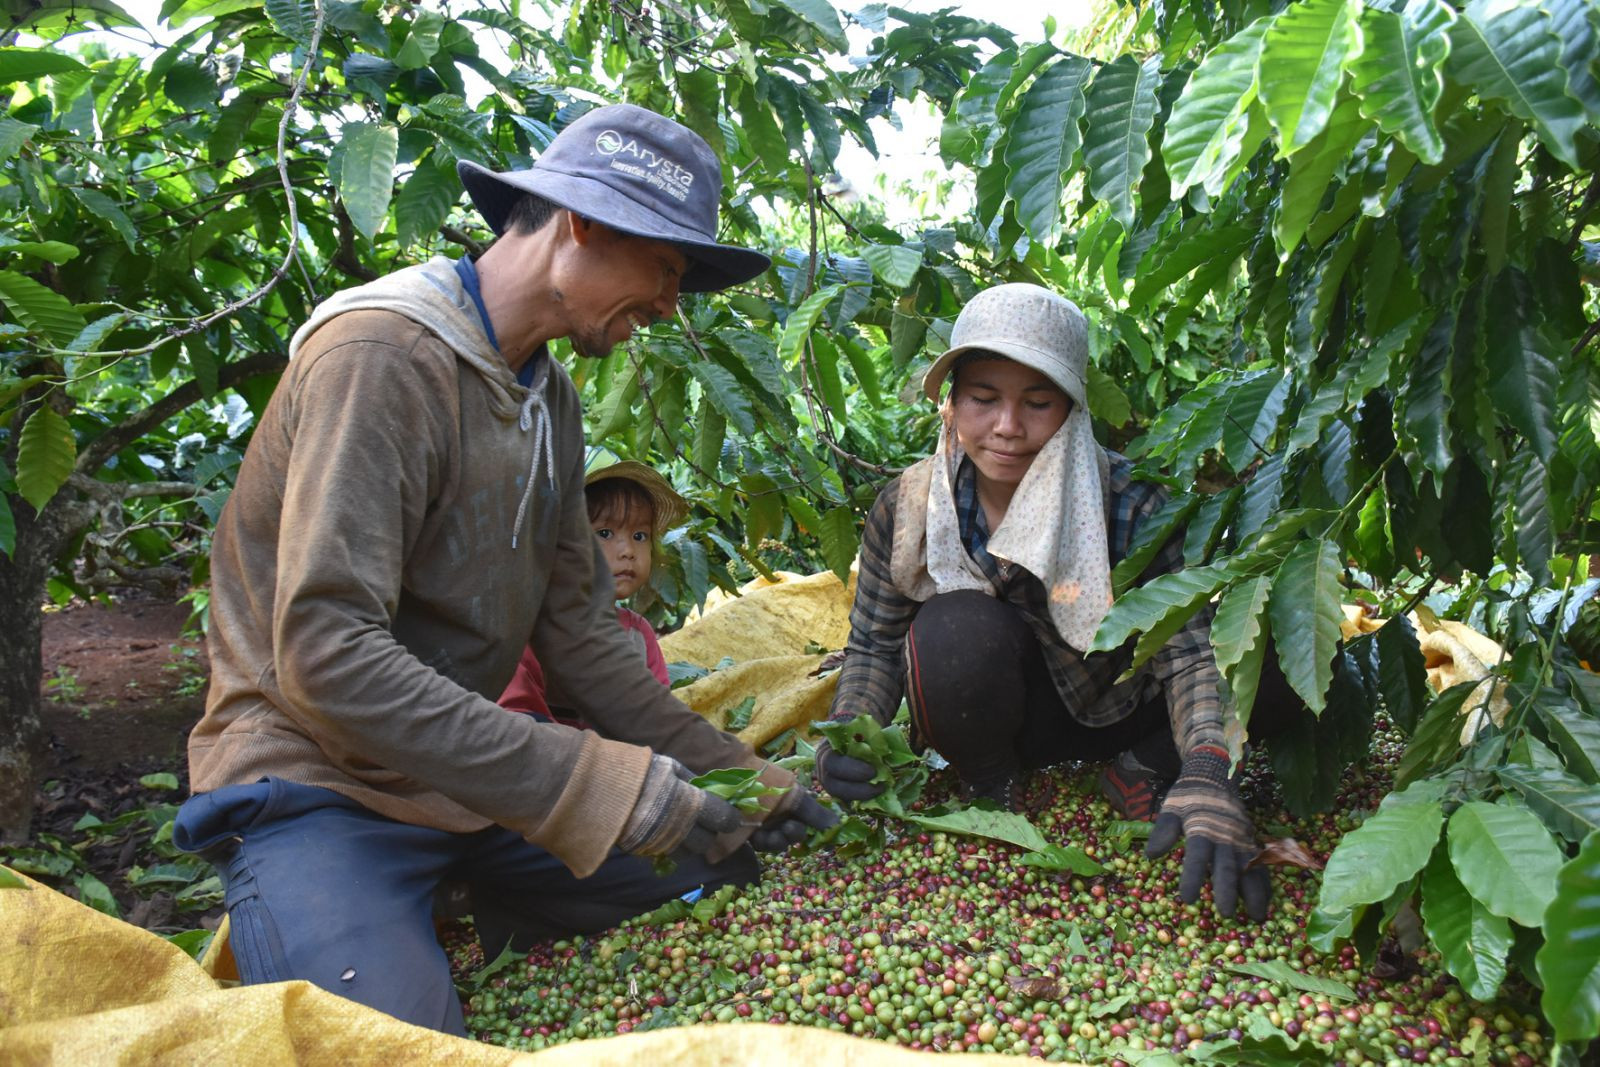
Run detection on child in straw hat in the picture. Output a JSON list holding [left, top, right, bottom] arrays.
[[498, 447, 688, 727]]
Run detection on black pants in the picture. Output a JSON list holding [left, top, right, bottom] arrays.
[[902, 590, 1177, 785]]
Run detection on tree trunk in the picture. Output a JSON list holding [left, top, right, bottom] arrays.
[[0, 494, 88, 842]]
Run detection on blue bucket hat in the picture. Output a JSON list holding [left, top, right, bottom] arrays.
[[458, 104, 771, 293]]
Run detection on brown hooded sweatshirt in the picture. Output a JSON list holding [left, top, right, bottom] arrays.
[[189, 257, 786, 877]]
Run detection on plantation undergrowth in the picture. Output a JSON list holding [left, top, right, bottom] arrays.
[[445, 721, 1550, 1066]]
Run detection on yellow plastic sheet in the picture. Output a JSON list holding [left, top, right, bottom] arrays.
[[660, 568, 857, 749], [0, 870, 1062, 1065], [1340, 606, 1509, 741]]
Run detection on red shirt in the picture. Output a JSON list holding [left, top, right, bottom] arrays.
[[497, 607, 668, 726]]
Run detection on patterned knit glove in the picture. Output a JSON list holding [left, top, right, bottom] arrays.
[[616, 755, 742, 859], [1145, 744, 1270, 921]]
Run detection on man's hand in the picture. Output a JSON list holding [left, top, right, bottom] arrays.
[[617, 754, 742, 859], [749, 786, 839, 851], [813, 737, 883, 803], [1145, 744, 1270, 921]]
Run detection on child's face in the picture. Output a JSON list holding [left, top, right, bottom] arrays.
[[591, 504, 653, 600]]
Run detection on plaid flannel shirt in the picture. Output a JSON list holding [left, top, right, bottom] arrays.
[[829, 450, 1227, 758]]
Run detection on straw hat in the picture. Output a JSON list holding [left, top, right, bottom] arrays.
[[583, 447, 688, 535]]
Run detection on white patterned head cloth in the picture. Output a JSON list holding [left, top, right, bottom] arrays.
[[917, 284, 1112, 653]]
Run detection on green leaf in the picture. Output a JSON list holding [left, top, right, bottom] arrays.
[[1089, 562, 1236, 655], [1259, 0, 1362, 154], [1539, 702, 1600, 784], [16, 405, 76, 514], [1507, 451, 1553, 582], [770, 0, 846, 50], [1212, 574, 1273, 733], [1447, 800, 1563, 927], [1498, 765, 1600, 844], [688, 361, 756, 437], [1348, 0, 1455, 165], [1017, 843, 1107, 875], [1222, 961, 1356, 1001], [0, 117, 39, 165], [1112, 492, 1200, 595], [862, 244, 921, 289], [1421, 846, 1511, 1001], [777, 284, 844, 366], [1447, 0, 1586, 168], [1484, 273, 1560, 464], [395, 156, 457, 249], [1401, 312, 1454, 479], [336, 121, 398, 241], [1127, 224, 1255, 312], [75, 872, 120, 917], [889, 311, 927, 369], [904, 808, 1051, 854], [0, 866, 29, 890], [0, 241, 79, 265], [1317, 777, 1445, 914], [0, 47, 87, 84], [818, 506, 856, 585], [395, 9, 444, 70], [0, 495, 14, 559], [265, 0, 315, 45], [1081, 55, 1161, 231], [1164, 20, 1270, 198], [1004, 56, 1092, 245], [138, 772, 180, 791], [690, 767, 781, 813], [1537, 830, 1600, 1044], [1267, 538, 1343, 714], [1375, 615, 1428, 734], [1548, 0, 1600, 125], [808, 334, 847, 422], [0, 270, 86, 343], [1085, 365, 1132, 428], [69, 187, 137, 251], [1396, 682, 1476, 787], [1273, 94, 1368, 259]]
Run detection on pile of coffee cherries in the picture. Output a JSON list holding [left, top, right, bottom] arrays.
[[448, 725, 1548, 1065]]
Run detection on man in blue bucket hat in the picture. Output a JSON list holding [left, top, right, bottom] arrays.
[[174, 103, 835, 1034]]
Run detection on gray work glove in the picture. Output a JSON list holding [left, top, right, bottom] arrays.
[[748, 786, 840, 851], [1145, 744, 1271, 921], [812, 737, 883, 803], [616, 754, 742, 859]]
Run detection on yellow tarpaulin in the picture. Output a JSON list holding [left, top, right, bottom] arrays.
[[660, 568, 856, 750], [1340, 606, 1509, 742], [0, 869, 1055, 1065]]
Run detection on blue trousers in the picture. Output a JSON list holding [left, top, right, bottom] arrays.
[[174, 779, 759, 1034]]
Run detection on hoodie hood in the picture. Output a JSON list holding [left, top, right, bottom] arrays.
[[289, 256, 535, 421], [290, 256, 556, 547]]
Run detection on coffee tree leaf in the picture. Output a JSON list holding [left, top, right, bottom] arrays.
[[1536, 830, 1600, 1044], [1316, 777, 1445, 914], [1004, 55, 1091, 245], [1537, 700, 1600, 784], [1111, 492, 1200, 594], [1421, 845, 1511, 1001], [1447, 0, 1584, 168], [1497, 765, 1600, 844], [1090, 562, 1237, 655], [1349, 0, 1454, 164], [1267, 537, 1343, 714], [1211, 573, 1273, 733], [1081, 54, 1161, 231], [818, 506, 857, 585], [16, 405, 76, 515], [1165, 20, 1269, 198], [1258, 0, 1361, 154], [1448, 799, 1564, 927], [1375, 614, 1429, 734], [1017, 842, 1107, 875], [0, 269, 86, 343], [906, 808, 1052, 854], [336, 121, 398, 241], [1223, 960, 1356, 1001]]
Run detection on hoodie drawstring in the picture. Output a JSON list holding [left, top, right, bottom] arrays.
[[512, 390, 557, 549]]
